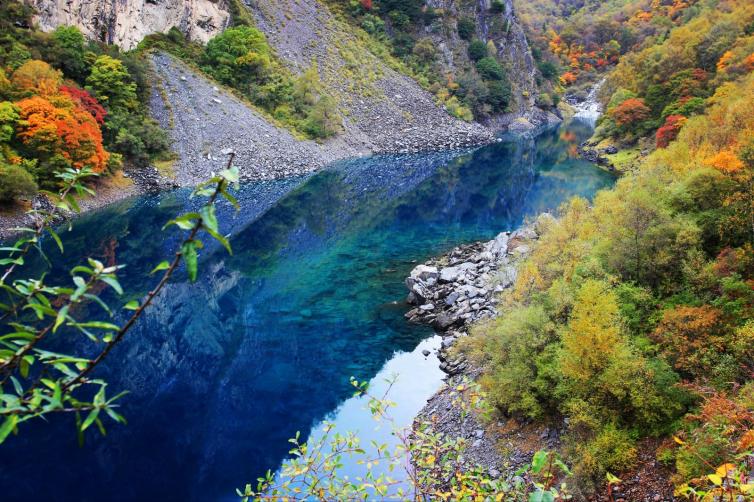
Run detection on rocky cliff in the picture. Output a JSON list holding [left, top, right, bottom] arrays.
[[421, 0, 556, 130], [23, 0, 231, 50]]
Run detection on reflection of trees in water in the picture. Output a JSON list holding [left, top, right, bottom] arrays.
[[0, 125, 615, 502]]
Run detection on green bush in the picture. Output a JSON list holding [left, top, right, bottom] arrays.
[[486, 79, 511, 112], [476, 56, 505, 80], [0, 162, 37, 202], [457, 17, 476, 41], [468, 39, 488, 61]]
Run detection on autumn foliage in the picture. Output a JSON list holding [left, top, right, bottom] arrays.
[[15, 94, 109, 173], [609, 98, 650, 127], [655, 114, 686, 148], [60, 85, 107, 125]]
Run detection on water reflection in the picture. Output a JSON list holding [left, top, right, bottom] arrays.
[[0, 121, 613, 501]]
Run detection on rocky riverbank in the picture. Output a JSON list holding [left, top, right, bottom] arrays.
[[405, 216, 678, 501], [405, 216, 562, 482]]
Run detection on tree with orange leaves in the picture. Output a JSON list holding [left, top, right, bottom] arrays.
[[10, 60, 62, 97], [15, 94, 109, 180], [610, 98, 651, 128]]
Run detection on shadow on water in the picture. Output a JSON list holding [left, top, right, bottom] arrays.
[[0, 120, 613, 501]]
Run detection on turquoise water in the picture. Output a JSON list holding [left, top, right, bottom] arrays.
[[0, 120, 614, 501]]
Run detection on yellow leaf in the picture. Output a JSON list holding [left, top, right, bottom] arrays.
[[495, 493, 504, 501], [425, 455, 436, 465], [740, 484, 753, 493], [707, 474, 722, 486], [715, 463, 736, 477], [673, 436, 685, 445]]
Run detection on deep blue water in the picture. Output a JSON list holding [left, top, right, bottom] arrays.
[[0, 120, 614, 501]]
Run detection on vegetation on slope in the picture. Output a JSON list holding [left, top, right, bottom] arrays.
[[0, 1, 169, 203], [325, 0, 535, 122], [462, 53, 754, 498], [140, 25, 341, 141]]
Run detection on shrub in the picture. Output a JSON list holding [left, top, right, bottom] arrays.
[[468, 39, 488, 61], [476, 56, 505, 80], [475, 305, 558, 419], [0, 162, 37, 202], [457, 17, 475, 41], [486, 79, 511, 112]]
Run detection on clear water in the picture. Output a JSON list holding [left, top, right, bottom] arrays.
[[0, 120, 613, 501]]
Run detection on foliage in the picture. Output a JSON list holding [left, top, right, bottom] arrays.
[[476, 57, 506, 81], [0, 161, 36, 202], [0, 159, 239, 443], [468, 39, 488, 62], [198, 26, 339, 140], [457, 17, 476, 41], [239, 376, 573, 501]]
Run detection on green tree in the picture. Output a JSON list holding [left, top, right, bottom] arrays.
[[457, 17, 476, 41], [49, 26, 88, 82], [468, 39, 488, 61], [201, 26, 273, 88], [476, 56, 505, 80], [85, 55, 138, 112]]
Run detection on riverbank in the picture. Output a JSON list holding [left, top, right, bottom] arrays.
[[405, 219, 677, 501], [404, 217, 558, 481]]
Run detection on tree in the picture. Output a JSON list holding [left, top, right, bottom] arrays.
[[457, 17, 475, 41], [476, 57, 505, 80], [49, 26, 88, 82], [650, 305, 750, 384], [201, 26, 273, 88], [468, 39, 488, 61], [15, 95, 110, 177], [60, 85, 107, 125], [85, 55, 138, 112], [11, 60, 62, 97], [412, 37, 436, 65], [560, 281, 623, 383], [609, 98, 650, 128], [655, 114, 685, 148]]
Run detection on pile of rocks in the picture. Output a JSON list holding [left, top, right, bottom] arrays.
[[404, 222, 544, 374], [577, 140, 617, 171]]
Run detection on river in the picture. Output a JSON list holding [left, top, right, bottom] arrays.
[[0, 119, 614, 501]]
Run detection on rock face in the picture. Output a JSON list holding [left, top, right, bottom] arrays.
[[149, 53, 348, 186], [423, 0, 559, 130], [23, 0, 231, 50], [244, 0, 495, 155]]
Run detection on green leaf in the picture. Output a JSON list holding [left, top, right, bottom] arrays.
[[182, 241, 198, 282], [531, 450, 548, 474], [0, 416, 18, 444], [200, 205, 219, 234], [53, 305, 69, 333], [205, 227, 232, 255], [81, 408, 100, 431], [100, 276, 123, 295], [47, 228, 64, 253], [123, 300, 139, 311], [150, 261, 170, 275]]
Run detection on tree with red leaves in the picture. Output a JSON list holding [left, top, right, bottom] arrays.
[[655, 114, 685, 148], [60, 85, 107, 125], [610, 97, 651, 128]]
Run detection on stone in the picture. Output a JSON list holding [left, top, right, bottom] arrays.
[[422, 349, 431, 357], [445, 291, 460, 306], [433, 314, 458, 331], [410, 264, 439, 282]]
